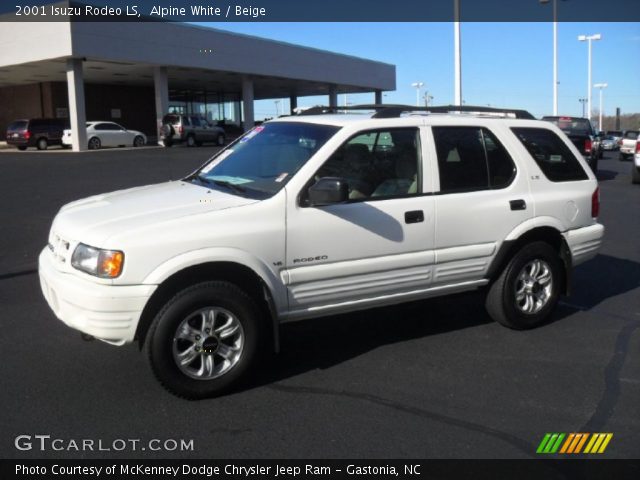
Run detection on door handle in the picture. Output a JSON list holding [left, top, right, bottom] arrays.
[[404, 210, 424, 224], [509, 199, 527, 211]]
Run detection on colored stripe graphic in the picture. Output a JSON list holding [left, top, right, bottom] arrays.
[[538, 433, 613, 454]]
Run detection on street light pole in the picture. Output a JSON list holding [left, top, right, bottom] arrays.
[[453, 0, 462, 106], [593, 83, 608, 131], [579, 98, 587, 118], [540, 0, 559, 115], [411, 82, 424, 107], [578, 33, 601, 122]]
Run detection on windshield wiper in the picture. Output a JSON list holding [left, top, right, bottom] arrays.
[[211, 179, 247, 195]]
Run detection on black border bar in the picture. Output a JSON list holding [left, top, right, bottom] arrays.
[[2, 0, 640, 22]]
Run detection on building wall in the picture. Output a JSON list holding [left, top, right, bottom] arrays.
[[84, 84, 155, 136], [0, 82, 156, 138], [0, 84, 47, 134]]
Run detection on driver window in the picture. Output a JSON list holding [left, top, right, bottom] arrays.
[[314, 128, 421, 200]]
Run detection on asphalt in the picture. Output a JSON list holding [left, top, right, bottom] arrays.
[[0, 146, 638, 459]]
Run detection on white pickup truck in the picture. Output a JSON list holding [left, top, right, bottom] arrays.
[[619, 130, 639, 161], [39, 105, 604, 398]]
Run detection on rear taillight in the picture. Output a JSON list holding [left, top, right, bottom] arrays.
[[618, 139, 623, 146], [584, 138, 592, 153], [24, 131, 31, 140], [591, 187, 600, 218], [635, 141, 640, 154], [178, 126, 183, 134]]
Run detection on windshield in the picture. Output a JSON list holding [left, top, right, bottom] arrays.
[[543, 117, 593, 136], [191, 121, 340, 198]]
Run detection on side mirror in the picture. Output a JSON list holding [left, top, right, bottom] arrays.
[[308, 177, 349, 206]]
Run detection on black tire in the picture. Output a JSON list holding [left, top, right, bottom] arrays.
[[133, 135, 145, 147], [590, 156, 598, 173], [216, 134, 225, 146], [632, 164, 640, 185], [17, 146, 27, 151], [162, 139, 173, 147], [186, 135, 196, 147], [619, 153, 628, 161], [485, 242, 562, 330], [146, 281, 264, 399], [88, 137, 101, 150], [36, 138, 48, 150]]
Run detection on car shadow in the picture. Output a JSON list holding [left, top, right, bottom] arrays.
[[568, 254, 640, 309], [596, 169, 618, 181], [244, 253, 639, 391]]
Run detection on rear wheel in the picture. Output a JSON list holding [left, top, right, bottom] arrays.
[[88, 137, 101, 150], [17, 146, 27, 151], [36, 138, 48, 150], [186, 135, 196, 147], [485, 242, 562, 330], [133, 135, 145, 147], [216, 133, 225, 146], [146, 281, 264, 399]]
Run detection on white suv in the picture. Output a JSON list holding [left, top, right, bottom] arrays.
[[39, 105, 604, 398]]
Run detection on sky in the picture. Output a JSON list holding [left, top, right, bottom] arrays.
[[194, 21, 640, 121]]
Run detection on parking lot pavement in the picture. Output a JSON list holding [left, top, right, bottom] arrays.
[[0, 149, 638, 459]]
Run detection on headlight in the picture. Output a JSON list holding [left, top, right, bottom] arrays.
[[71, 243, 124, 278]]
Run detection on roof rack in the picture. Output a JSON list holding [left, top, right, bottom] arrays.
[[297, 104, 535, 120]]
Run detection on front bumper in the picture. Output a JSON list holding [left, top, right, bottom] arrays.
[[38, 248, 156, 345], [564, 223, 605, 267]]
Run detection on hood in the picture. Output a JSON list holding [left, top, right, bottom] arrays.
[[52, 181, 258, 247]]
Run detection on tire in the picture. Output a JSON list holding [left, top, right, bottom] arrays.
[[216, 134, 225, 146], [590, 156, 598, 173], [619, 153, 627, 161], [88, 137, 101, 150], [36, 138, 48, 150], [133, 135, 145, 147], [146, 281, 264, 399], [485, 241, 562, 330], [17, 146, 27, 151], [162, 139, 173, 148], [186, 135, 196, 147], [632, 164, 640, 185], [160, 124, 174, 137]]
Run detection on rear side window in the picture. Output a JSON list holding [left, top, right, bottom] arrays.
[[511, 127, 588, 182], [432, 127, 516, 193]]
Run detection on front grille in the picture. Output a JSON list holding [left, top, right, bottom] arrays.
[[49, 233, 71, 264]]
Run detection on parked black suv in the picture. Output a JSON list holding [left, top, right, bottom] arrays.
[[541, 116, 598, 172], [6, 118, 68, 150]]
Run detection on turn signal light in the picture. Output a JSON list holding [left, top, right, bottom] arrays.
[[100, 251, 124, 278]]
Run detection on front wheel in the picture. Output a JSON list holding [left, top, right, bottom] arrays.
[[146, 281, 264, 399], [133, 135, 145, 147], [186, 135, 196, 147], [36, 138, 48, 150], [485, 242, 562, 330], [216, 133, 225, 146], [88, 137, 101, 150]]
